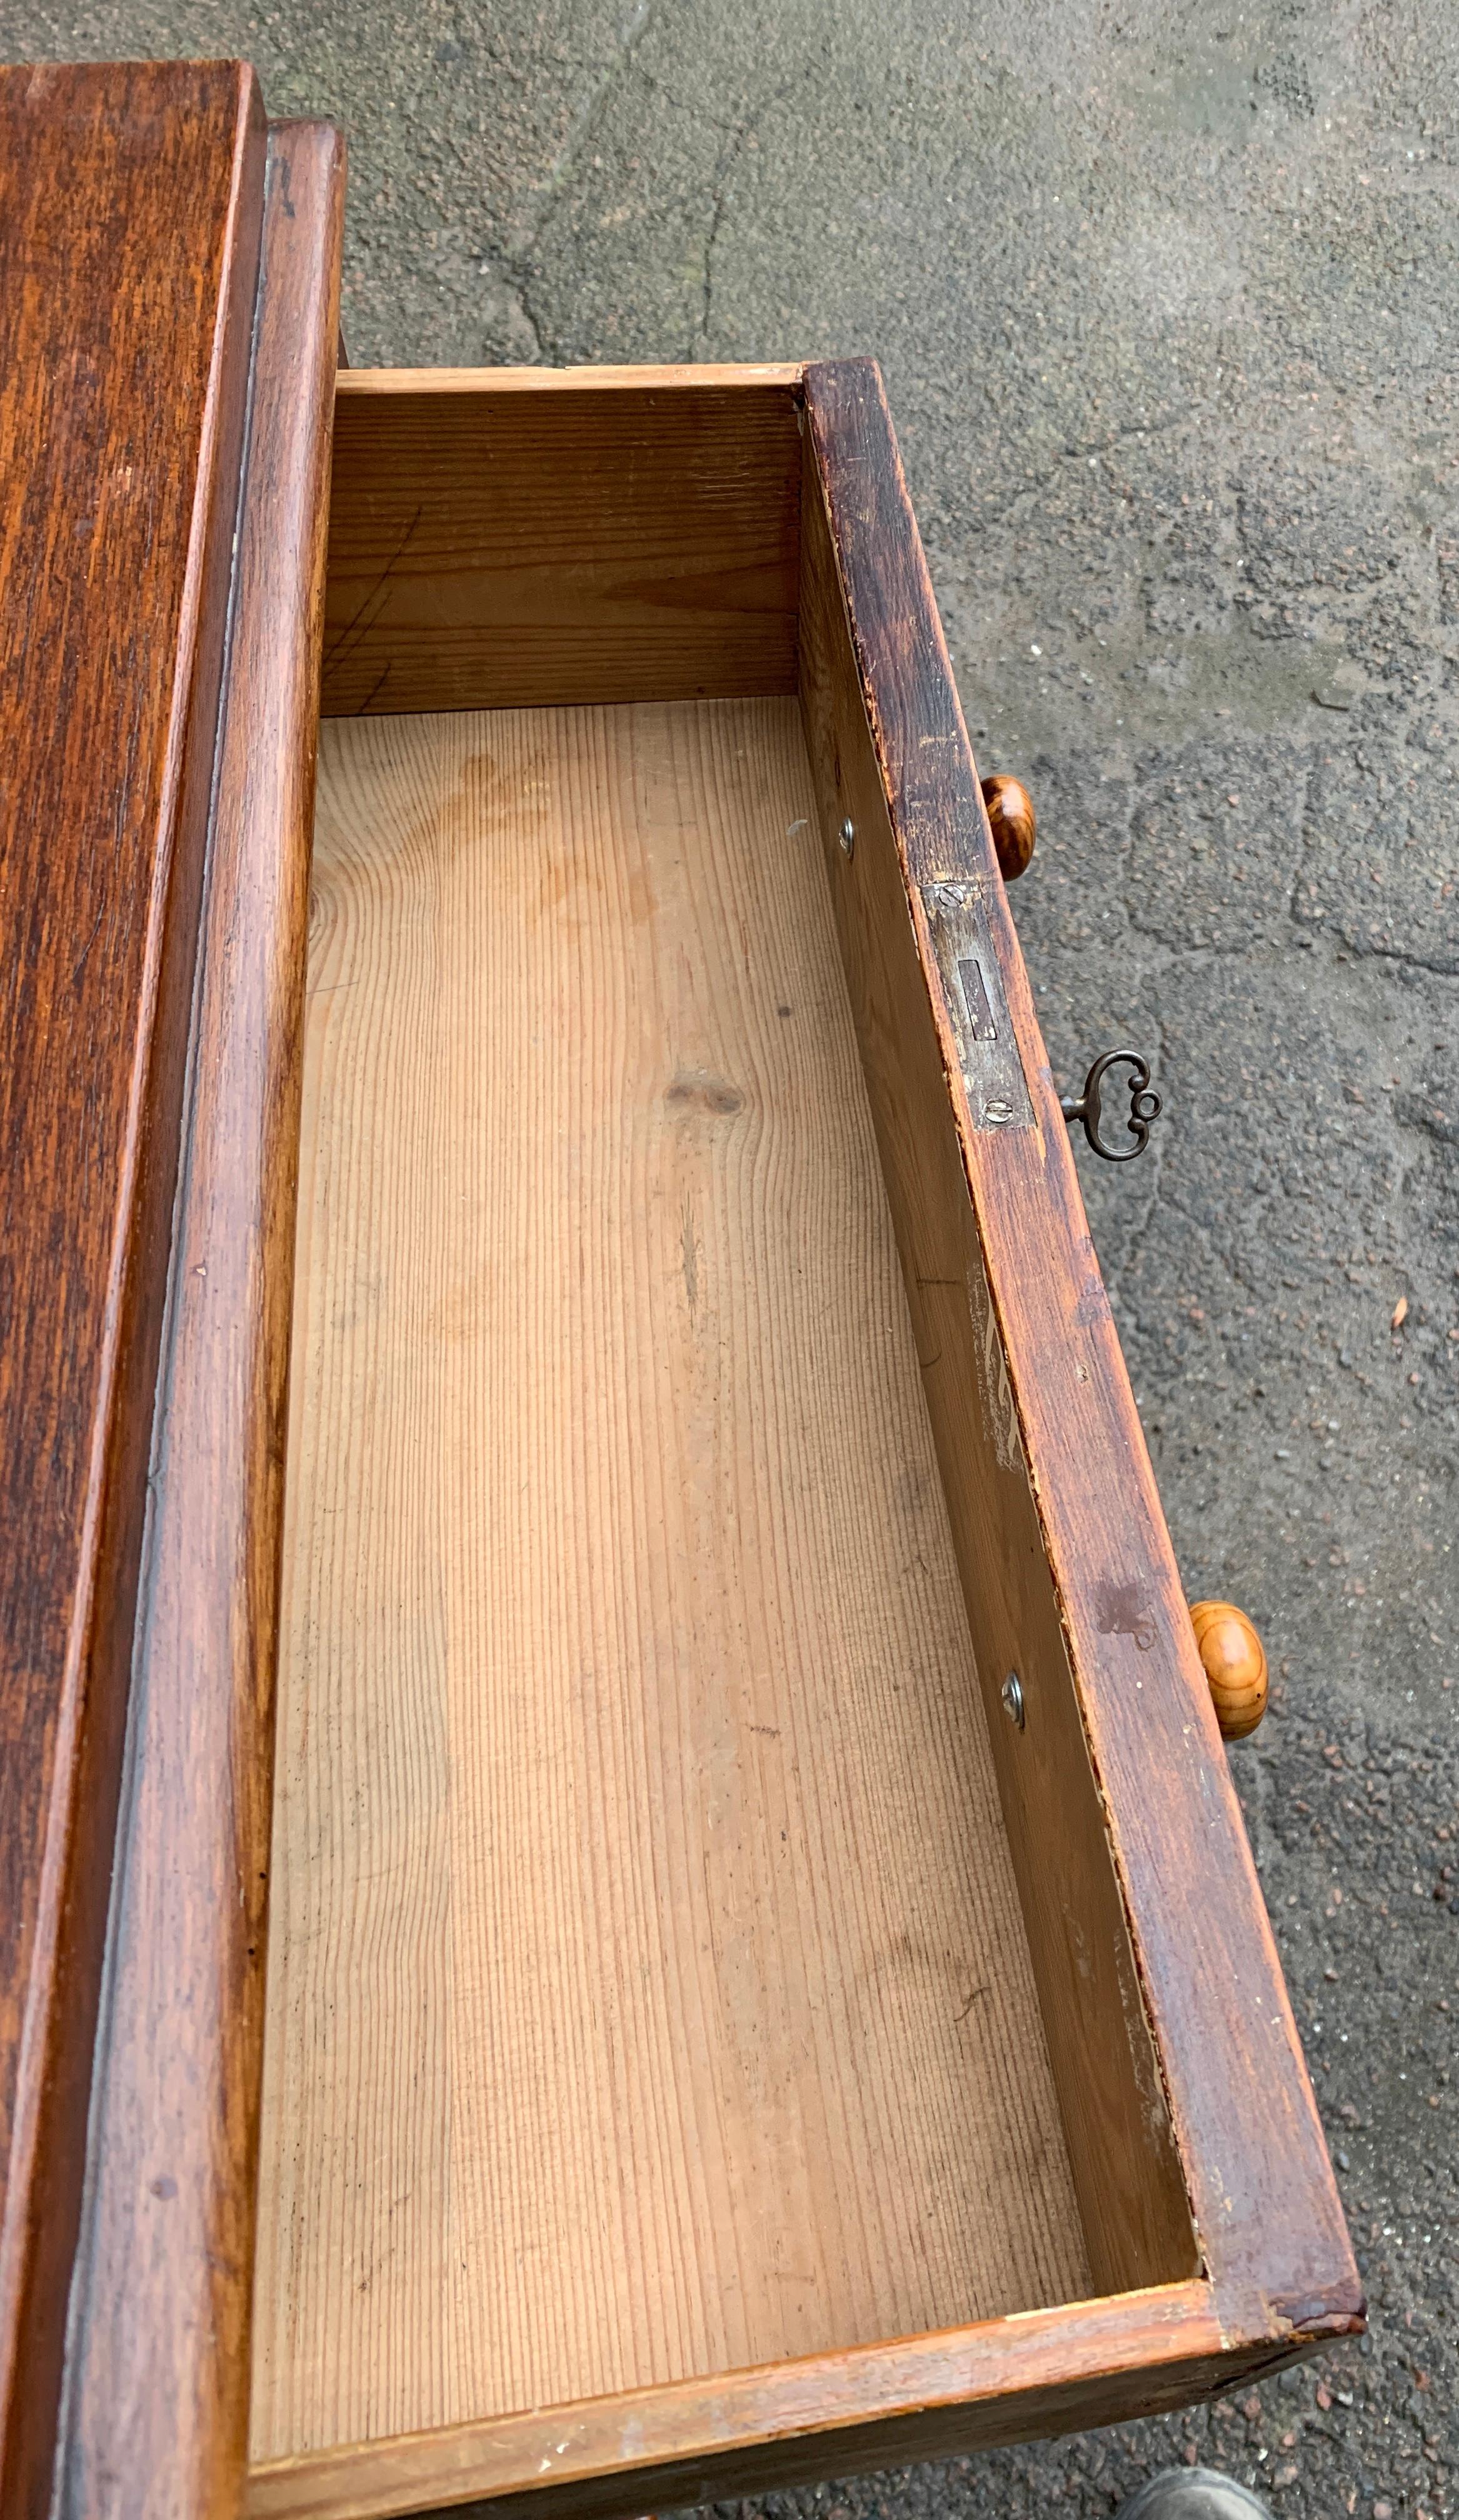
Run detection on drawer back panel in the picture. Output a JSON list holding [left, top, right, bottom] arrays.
[[323, 369, 803, 718]]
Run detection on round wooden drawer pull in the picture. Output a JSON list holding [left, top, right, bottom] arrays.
[[980, 773, 1036, 881], [1190, 1600, 1268, 1741]]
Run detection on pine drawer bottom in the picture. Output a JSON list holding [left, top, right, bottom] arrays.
[[251, 694, 1096, 2487]]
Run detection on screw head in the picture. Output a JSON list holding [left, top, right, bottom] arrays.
[[1001, 1671, 1026, 1730], [838, 816, 855, 859]]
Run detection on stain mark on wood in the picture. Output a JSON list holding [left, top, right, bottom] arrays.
[[1095, 1582, 1158, 1654]]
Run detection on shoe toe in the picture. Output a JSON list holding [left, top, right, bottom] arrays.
[[1114, 2469, 1275, 2520]]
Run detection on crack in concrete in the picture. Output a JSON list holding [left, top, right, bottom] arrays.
[[424, 3, 666, 361], [1303, 935, 1459, 982], [513, 276, 547, 358], [499, 0, 662, 302], [541, 0, 658, 212], [693, 79, 796, 355]]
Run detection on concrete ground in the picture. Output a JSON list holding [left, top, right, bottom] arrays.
[[6, 1, 1454, 2511]]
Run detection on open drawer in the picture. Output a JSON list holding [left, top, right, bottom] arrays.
[[0, 63, 1359, 2520]]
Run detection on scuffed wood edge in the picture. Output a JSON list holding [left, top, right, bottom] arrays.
[[53, 118, 345, 2520], [800, 356, 1361, 2353]]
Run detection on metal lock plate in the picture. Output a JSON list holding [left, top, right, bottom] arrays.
[[919, 879, 1035, 1135]]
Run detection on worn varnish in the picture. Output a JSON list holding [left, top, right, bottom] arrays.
[[251, 695, 1088, 2464], [0, 61, 267, 2515], [53, 119, 345, 2520]]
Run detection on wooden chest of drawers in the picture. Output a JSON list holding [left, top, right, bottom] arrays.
[[0, 58, 1358, 2520]]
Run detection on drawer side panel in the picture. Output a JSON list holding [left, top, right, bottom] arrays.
[[798, 419, 1195, 2301], [798, 354, 1360, 2348]]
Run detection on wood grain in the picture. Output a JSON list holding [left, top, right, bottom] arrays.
[[979, 774, 1036, 882], [0, 61, 267, 2515], [797, 416, 1196, 2301], [800, 358, 1360, 2346], [248, 2275, 1346, 2520], [1190, 1601, 1269, 1742], [54, 119, 344, 2520], [252, 695, 1090, 2465], [333, 362, 804, 394], [322, 373, 803, 715]]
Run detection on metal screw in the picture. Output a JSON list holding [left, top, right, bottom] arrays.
[[838, 816, 855, 859], [1001, 1671, 1026, 1730]]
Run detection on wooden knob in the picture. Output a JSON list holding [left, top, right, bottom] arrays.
[[1190, 1600, 1268, 1741], [980, 774, 1036, 881]]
